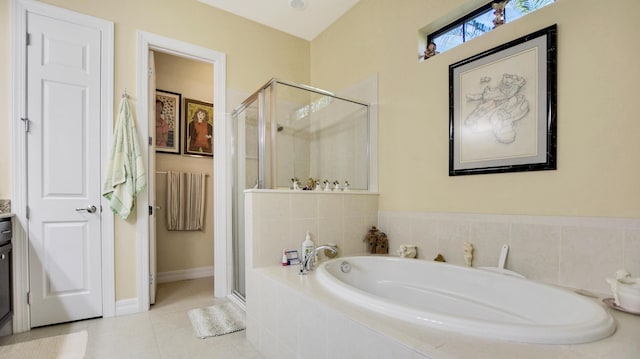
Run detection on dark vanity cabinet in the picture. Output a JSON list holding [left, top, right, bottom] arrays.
[[0, 217, 12, 329]]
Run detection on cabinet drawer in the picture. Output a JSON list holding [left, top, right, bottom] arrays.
[[0, 242, 11, 327]]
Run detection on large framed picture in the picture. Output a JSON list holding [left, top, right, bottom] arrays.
[[449, 25, 557, 176], [184, 98, 214, 157], [155, 90, 181, 154]]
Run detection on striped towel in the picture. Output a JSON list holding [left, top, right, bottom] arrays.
[[166, 171, 206, 231]]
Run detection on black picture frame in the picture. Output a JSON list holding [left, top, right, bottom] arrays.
[[184, 98, 214, 157], [449, 25, 557, 176], [155, 89, 181, 154]]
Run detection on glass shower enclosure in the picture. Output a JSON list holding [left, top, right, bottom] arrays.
[[231, 79, 370, 301]]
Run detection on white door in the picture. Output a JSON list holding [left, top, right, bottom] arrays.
[[27, 11, 103, 327], [148, 50, 157, 305]]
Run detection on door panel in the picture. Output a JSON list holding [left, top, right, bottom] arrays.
[[42, 223, 88, 294], [42, 82, 87, 194], [27, 12, 103, 328]]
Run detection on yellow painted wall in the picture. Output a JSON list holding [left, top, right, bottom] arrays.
[[154, 51, 214, 273], [4, 0, 638, 305], [311, 0, 640, 218], [0, 0, 310, 301]]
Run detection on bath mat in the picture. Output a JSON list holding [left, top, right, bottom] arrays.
[[0, 330, 87, 359], [188, 302, 245, 339]]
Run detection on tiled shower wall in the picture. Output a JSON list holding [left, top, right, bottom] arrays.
[[378, 211, 640, 295]]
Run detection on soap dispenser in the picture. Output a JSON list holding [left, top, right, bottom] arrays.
[[301, 231, 315, 263]]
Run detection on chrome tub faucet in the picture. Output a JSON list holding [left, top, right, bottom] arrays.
[[299, 245, 338, 275]]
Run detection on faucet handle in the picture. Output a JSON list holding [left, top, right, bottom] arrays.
[[299, 253, 314, 275]]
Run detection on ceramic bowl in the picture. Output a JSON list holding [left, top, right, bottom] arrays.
[[617, 281, 640, 312]]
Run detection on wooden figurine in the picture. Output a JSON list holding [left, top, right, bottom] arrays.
[[363, 226, 379, 254], [375, 232, 389, 254], [363, 226, 389, 254]]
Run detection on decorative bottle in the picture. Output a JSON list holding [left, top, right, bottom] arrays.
[[301, 231, 315, 264]]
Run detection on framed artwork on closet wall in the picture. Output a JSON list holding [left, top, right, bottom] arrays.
[[184, 98, 214, 157], [448, 24, 557, 176], [155, 89, 181, 154]]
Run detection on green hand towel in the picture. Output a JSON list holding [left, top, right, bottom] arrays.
[[102, 96, 146, 219]]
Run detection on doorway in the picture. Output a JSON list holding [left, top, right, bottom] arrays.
[[136, 32, 228, 312], [150, 51, 215, 305]]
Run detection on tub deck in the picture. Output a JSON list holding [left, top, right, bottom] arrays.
[[246, 262, 640, 359]]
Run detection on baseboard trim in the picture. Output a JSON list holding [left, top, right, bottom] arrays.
[[157, 266, 214, 283], [115, 298, 139, 316]]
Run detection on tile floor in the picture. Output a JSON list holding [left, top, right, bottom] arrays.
[[0, 277, 263, 359]]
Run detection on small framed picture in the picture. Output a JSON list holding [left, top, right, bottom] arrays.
[[184, 98, 214, 157], [155, 90, 181, 154]]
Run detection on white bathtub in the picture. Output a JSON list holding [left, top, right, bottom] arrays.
[[316, 256, 615, 344]]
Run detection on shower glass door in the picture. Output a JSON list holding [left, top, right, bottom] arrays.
[[232, 97, 259, 300], [231, 79, 370, 303]]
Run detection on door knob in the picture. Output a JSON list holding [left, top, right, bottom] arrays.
[[76, 205, 97, 213]]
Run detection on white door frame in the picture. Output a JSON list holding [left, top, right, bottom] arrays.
[[10, 0, 115, 332], [136, 32, 229, 312]]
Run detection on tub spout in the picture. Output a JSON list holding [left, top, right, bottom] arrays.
[[300, 245, 338, 275]]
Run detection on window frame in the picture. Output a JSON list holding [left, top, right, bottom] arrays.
[[426, 1, 555, 54], [427, 2, 495, 47]]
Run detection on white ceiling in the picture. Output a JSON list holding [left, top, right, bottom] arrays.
[[198, 0, 361, 41]]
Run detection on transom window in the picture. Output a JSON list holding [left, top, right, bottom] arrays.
[[426, 1, 555, 56]]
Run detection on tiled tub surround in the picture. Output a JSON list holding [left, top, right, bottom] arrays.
[[378, 211, 640, 295], [244, 190, 379, 268], [247, 265, 640, 359], [244, 194, 640, 358]]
